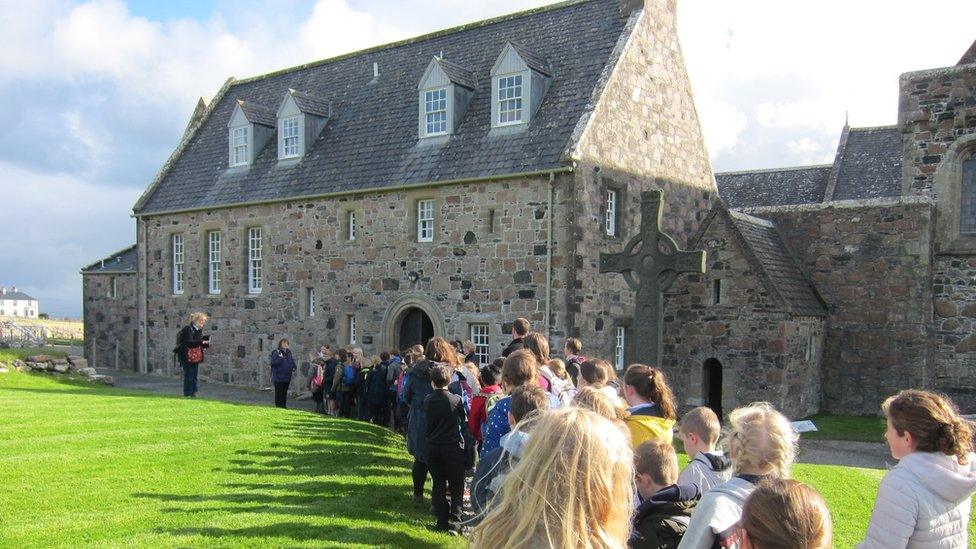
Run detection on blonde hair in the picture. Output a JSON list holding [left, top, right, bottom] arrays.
[[724, 402, 798, 479], [572, 386, 621, 421], [548, 358, 570, 381], [471, 408, 635, 549], [679, 406, 722, 446], [740, 479, 832, 549], [188, 312, 208, 324]]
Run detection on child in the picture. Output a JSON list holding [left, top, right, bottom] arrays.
[[471, 407, 634, 549], [365, 353, 390, 426], [563, 337, 586, 385], [331, 349, 358, 418], [678, 402, 797, 549], [632, 440, 701, 549], [677, 407, 732, 493], [622, 364, 678, 447], [468, 364, 503, 448], [857, 390, 976, 548], [579, 359, 623, 405], [481, 350, 538, 455], [471, 384, 550, 516], [738, 479, 832, 549], [423, 365, 467, 533], [572, 386, 629, 434], [547, 358, 576, 405]]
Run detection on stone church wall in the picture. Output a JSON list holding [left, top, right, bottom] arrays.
[[662, 215, 824, 419], [752, 198, 935, 415], [140, 175, 572, 387], [562, 0, 715, 364], [931, 256, 976, 410], [83, 273, 138, 371]]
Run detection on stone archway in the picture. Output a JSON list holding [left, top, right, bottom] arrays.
[[381, 293, 446, 351], [398, 307, 434, 350]]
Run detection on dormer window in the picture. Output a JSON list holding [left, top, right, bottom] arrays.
[[231, 127, 249, 166], [280, 116, 300, 158], [497, 75, 524, 125], [418, 57, 476, 139], [424, 89, 449, 136], [228, 99, 275, 168], [490, 42, 552, 129], [276, 89, 330, 161]]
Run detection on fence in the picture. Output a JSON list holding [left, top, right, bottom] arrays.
[[0, 319, 47, 347], [87, 336, 137, 372]]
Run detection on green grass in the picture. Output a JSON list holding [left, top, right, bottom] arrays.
[[0, 372, 464, 548], [47, 337, 84, 346], [0, 347, 68, 363], [800, 413, 887, 443]]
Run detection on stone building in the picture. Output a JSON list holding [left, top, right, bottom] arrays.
[[81, 245, 139, 371], [83, 0, 715, 387]]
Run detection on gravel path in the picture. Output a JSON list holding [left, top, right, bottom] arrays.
[[797, 439, 891, 469]]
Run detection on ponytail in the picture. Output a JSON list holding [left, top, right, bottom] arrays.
[[883, 389, 974, 464], [623, 364, 677, 420]]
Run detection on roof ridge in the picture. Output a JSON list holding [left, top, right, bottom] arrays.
[[727, 209, 775, 228], [715, 164, 833, 176], [847, 124, 898, 132], [234, 0, 592, 86], [81, 244, 138, 271]]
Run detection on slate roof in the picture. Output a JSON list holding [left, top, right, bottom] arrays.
[[82, 245, 138, 274], [0, 289, 36, 302], [136, 0, 628, 215], [435, 58, 478, 90], [725, 210, 827, 317], [509, 42, 553, 76], [830, 126, 902, 201], [959, 39, 976, 65], [715, 165, 831, 208], [237, 100, 277, 127], [289, 89, 332, 118]]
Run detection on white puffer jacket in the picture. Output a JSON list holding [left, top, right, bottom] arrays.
[[857, 452, 976, 549]]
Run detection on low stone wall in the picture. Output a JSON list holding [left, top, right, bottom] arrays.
[[2, 355, 114, 385]]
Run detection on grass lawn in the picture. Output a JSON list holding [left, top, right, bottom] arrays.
[[801, 412, 887, 443], [0, 347, 68, 362], [0, 371, 464, 548]]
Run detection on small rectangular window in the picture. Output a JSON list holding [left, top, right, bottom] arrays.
[[424, 89, 448, 136], [348, 314, 357, 345], [961, 156, 976, 234], [281, 116, 300, 158], [347, 211, 357, 241], [108, 277, 117, 299], [172, 234, 184, 295], [614, 326, 626, 371], [488, 208, 496, 233], [805, 334, 816, 362], [606, 189, 617, 236], [208, 231, 221, 295], [231, 126, 249, 166], [498, 75, 523, 125], [417, 199, 434, 242], [713, 279, 723, 305], [307, 287, 315, 317], [248, 227, 262, 294], [470, 324, 490, 366]]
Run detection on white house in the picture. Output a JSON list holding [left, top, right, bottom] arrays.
[[0, 286, 39, 318]]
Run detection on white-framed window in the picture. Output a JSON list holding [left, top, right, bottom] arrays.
[[247, 227, 262, 294], [417, 199, 434, 242], [470, 324, 490, 366], [606, 189, 617, 236], [281, 116, 300, 158], [347, 211, 357, 241], [172, 233, 184, 295], [614, 326, 626, 371], [231, 126, 249, 166], [307, 287, 315, 317], [348, 314, 357, 345], [207, 231, 221, 294], [424, 88, 448, 136], [108, 277, 117, 299], [497, 75, 523, 125]]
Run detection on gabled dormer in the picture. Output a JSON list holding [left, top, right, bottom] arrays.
[[417, 57, 477, 139], [276, 89, 331, 161], [227, 100, 276, 168], [490, 42, 552, 129]]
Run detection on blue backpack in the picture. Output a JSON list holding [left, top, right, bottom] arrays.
[[342, 364, 357, 387]]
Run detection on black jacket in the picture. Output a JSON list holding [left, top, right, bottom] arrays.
[[176, 324, 205, 364], [424, 388, 465, 448], [501, 338, 524, 358], [631, 484, 700, 549]]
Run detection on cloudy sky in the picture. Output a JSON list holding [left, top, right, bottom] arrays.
[[1, 0, 974, 317]]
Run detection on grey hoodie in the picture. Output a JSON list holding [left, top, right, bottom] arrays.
[[857, 452, 976, 549], [677, 451, 733, 494], [677, 476, 755, 549]]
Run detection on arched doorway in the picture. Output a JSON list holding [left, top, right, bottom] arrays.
[[702, 358, 723, 421], [398, 307, 434, 350]]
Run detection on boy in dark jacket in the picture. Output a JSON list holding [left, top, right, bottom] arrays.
[[424, 365, 466, 533], [365, 353, 390, 426], [631, 440, 700, 549]]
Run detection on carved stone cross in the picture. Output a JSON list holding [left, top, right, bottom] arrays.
[[600, 189, 706, 367]]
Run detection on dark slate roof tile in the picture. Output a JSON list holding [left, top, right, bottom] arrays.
[[716, 165, 831, 208], [831, 125, 902, 201], [82, 244, 138, 274], [238, 100, 277, 127], [137, 0, 624, 214], [509, 41, 553, 76], [289, 89, 332, 117], [0, 289, 36, 301], [436, 58, 478, 90]]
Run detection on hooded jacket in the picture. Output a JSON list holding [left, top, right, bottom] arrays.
[[631, 484, 701, 549], [626, 404, 677, 448], [677, 451, 733, 494], [857, 451, 976, 549], [471, 430, 529, 517], [677, 476, 756, 549]]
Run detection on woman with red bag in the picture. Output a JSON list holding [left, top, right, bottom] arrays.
[[176, 312, 209, 397]]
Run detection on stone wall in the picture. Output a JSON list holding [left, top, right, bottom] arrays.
[[750, 198, 935, 415], [563, 0, 716, 364], [140, 175, 573, 387], [663, 213, 824, 419], [83, 273, 138, 371], [931, 256, 976, 409]]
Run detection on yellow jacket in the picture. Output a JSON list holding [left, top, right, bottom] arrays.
[[625, 406, 676, 447]]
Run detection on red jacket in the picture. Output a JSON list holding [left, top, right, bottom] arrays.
[[468, 384, 503, 442]]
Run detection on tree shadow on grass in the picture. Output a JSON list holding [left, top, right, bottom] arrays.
[[135, 416, 450, 547]]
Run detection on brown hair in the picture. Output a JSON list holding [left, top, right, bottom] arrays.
[[740, 479, 832, 549], [502, 349, 538, 389], [883, 389, 974, 464], [579, 359, 611, 387], [548, 359, 569, 381], [679, 406, 722, 446], [622, 364, 677, 420], [510, 385, 551, 423], [523, 333, 551, 364], [336, 348, 350, 362], [380, 351, 391, 361], [430, 365, 452, 388], [634, 440, 679, 486], [564, 337, 582, 355], [425, 336, 461, 367], [512, 317, 531, 337]]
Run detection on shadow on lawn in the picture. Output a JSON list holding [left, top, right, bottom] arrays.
[[136, 416, 438, 547]]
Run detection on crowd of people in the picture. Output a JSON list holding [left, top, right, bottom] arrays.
[[177, 312, 976, 548]]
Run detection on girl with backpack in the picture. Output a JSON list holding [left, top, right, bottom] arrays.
[[331, 349, 358, 418], [468, 363, 503, 452]]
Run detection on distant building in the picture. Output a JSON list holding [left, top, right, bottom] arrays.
[[0, 286, 39, 318], [81, 245, 139, 371]]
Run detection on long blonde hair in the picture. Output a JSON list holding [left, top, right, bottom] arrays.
[[724, 402, 798, 479], [471, 408, 635, 549]]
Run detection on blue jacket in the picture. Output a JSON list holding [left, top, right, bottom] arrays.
[[270, 348, 296, 383]]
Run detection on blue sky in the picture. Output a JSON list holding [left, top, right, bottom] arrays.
[[1, 0, 974, 317]]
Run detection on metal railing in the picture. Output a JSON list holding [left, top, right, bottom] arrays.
[[0, 319, 47, 347]]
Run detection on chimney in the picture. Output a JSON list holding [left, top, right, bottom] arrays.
[[373, 62, 379, 79], [10, 286, 16, 293], [1, 287, 5, 295]]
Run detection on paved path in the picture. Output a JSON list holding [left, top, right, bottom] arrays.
[[798, 439, 891, 470]]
